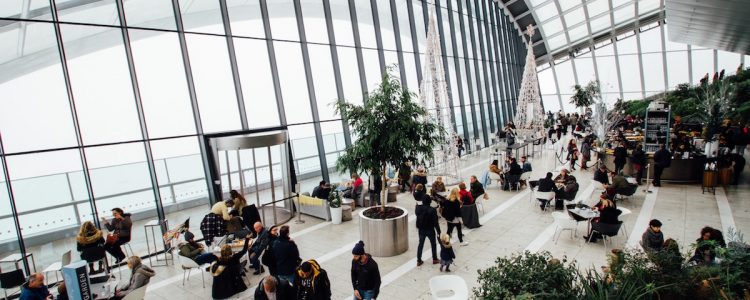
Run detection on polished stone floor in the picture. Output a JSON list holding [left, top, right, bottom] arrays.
[[39, 136, 750, 299]]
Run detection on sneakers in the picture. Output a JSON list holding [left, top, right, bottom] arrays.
[[460, 241, 469, 246]]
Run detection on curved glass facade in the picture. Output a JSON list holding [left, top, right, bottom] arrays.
[[0, 0, 524, 273]]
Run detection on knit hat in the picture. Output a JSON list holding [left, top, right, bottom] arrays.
[[352, 241, 365, 255], [184, 231, 195, 241]]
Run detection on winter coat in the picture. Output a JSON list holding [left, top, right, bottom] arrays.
[[294, 259, 331, 300], [613, 146, 628, 165], [351, 254, 381, 298], [415, 204, 440, 234], [441, 199, 461, 222], [641, 228, 664, 252], [104, 214, 132, 242], [254, 277, 295, 300], [440, 243, 455, 262], [469, 181, 485, 200], [211, 238, 250, 299], [76, 230, 105, 262], [119, 263, 155, 296], [273, 236, 301, 277]]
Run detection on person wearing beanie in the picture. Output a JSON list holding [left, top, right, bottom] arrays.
[[178, 230, 217, 265], [295, 259, 331, 300], [351, 241, 381, 300], [641, 219, 664, 252], [415, 196, 441, 267]]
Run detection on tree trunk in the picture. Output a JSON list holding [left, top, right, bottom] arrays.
[[381, 164, 387, 212]]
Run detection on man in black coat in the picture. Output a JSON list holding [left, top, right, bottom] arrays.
[[613, 141, 628, 174], [469, 176, 485, 200], [415, 197, 441, 266], [254, 275, 295, 300], [273, 225, 300, 284], [351, 241, 381, 300], [311, 181, 331, 200], [653, 143, 671, 187]]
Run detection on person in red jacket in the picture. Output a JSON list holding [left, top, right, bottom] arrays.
[[458, 182, 473, 205]]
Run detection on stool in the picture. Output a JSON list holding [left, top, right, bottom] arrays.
[[342, 205, 353, 221], [342, 198, 355, 211], [122, 242, 134, 258]]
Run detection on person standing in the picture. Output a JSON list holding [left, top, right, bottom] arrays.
[[568, 139, 579, 171], [455, 136, 464, 157], [580, 139, 591, 170], [101, 208, 132, 263], [613, 141, 628, 175], [415, 197, 441, 267], [630, 144, 646, 184], [640, 219, 664, 253], [652, 143, 671, 187], [295, 260, 331, 300], [273, 225, 300, 284], [350, 241, 381, 300], [439, 234, 455, 272], [368, 171, 383, 206], [469, 176, 485, 201], [441, 188, 467, 245]]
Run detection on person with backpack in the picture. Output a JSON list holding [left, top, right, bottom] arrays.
[[415, 196, 441, 267]]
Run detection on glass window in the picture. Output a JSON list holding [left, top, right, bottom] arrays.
[[0, 23, 78, 154], [663, 25, 687, 51], [639, 26, 662, 53], [639, 0, 660, 14], [185, 34, 242, 133], [320, 121, 345, 169], [666, 51, 689, 88], [362, 48, 382, 92], [57, 0, 119, 26], [717, 50, 742, 76], [546, 34, 567, 51], [568, 24, 587, 42], [595, 53, 620, 95], [589, 14, 611, 36], [308, 44, 338, 121], [543, 94, 561, 113], [462, 13, 473, 58], [354, 0, 377, 48], [61, 25, 142, 145], [330, 0, 354, 46], [403, 53, 419, 95], [377, 0, 397, 51], [227, 0, 266, 38], [267, 0, 298, 41], [618, 53, 642, 92], [233, 38, 281, 128], [86, 142, 155, 259], [535, 3, 557, 22], [1, 0, 50, 19], [642, 53, 665, 95], [337, 46, 364, 105], [396, 0, 413, 53], [691, 49, 714, 85], [178, 0, 224, 34], [587, 0, 608, 17], [412, 1, 427, 53], [452, 11, 464, 58], [441, 7, 454, 57], [554, 60, 576, 94], [564, 8, 585, 29], [130, 30, 196, 139], [0, 162, 21, 268], [301, 0, 329, 44], [574, 57, 596, 84], [274, 41, 313, 124], [123, 0, 175, 30], [288, 124, 322, 176], [542, 18, 564, 37], [537, 67, 557, 95], [612, 4, 634, 24], [616, 34, 638, 55]]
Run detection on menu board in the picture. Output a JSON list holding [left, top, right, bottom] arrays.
[[644, 108, 671, 153]]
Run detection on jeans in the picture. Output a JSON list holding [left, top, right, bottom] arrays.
[[194, 253, 217, 265], [417, 230, 438, 262], [446, 222, 463, 243], [249, 247, 262, 269], [354, 289, 376, 300]]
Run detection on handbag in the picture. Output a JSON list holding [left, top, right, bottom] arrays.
[[105, 233, 119, 245]]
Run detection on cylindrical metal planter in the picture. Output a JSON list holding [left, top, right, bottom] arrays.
[[358, 206, 409, 257]]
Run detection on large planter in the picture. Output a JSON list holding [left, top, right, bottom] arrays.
[[330, 206, 342, 224], [359, 206, 409, 257]]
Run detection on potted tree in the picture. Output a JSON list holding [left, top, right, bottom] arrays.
[[570, 80, 601, 115], [334, 66, 443, 257], [327, 186, 343, 224]]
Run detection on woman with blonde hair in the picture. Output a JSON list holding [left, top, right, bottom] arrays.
[[440, 188, 467, 245], [76, 221, 106, 274], [211, 233, 252, 299], [230, 190, 247, 212]]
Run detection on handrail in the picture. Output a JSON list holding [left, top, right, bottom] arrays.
[[260, 194, 298, 227]]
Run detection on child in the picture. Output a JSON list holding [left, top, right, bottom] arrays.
[[439, 233, 456, 272]]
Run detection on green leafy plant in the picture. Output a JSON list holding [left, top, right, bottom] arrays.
[[334, 65, 444, 216], [327, 185, 342, 208], [473, 251, 581, 300], [570, 80, 601, 113]]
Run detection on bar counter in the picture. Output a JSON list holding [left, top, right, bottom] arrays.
[[598, 151, 705, 183]]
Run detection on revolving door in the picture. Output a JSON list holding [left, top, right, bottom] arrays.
[[204, 130, 295, 226]]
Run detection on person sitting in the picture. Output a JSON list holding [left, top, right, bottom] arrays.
[[56, 282, 68, 300], [109, 257, 155, 300], [178, 231, 217, 265], [593, 164, 610, 186], [101, 208, 132, 263], [20, 273, 50, 300], [583, 198, 621, 243], [226, 210, 247, 235], [211, 233, 252, 299], [690, 226, 726, 264], [641, 219, 664, 253], [554, 168, 574, 184], [536, 172, 555, 211], [605, 171, 630, 199], [469, 176, 485, 200], [411, 166, 428, 192], [520, 156, 532, 173], [343, 174, 363, 199], [458, 182, 474, 205], [430, 176, 446, 198], [504, 158, 523, 190], [489, 160, 503, 176], [254, 275, 295, 300], [76, 221, 106, 274], [211, 199, 235, 221], [312, 180, 331, 200], [230, 190, 247, 212]]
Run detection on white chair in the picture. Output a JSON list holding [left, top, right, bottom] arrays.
[[618, 207, 632, 239], [487, 172, 502, 188], [551, 212, 578, 244], [429, 275, 468, 300], [475, 195, 486, 215], [42, 250, 72, 284], [517, 172, 532, 190], [173, 249, 206, 288], [534, 191, 555, 211], [121, 285, 147, 300]]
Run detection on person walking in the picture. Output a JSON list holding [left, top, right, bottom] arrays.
[[439, 234, 455, 272], [630, 144, 646, 184], [350, 241, 381, 300], [652, 143, 671, 187], [273, 225, 300, 284], [580, 139, 591, 170], [295, 259, 331, 300], [415, 196, 441, 267], [441, 188, 468, 246], [567, 139, 579, 171]]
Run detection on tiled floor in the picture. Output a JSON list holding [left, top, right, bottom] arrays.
[[53, 139, 750, 299]]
